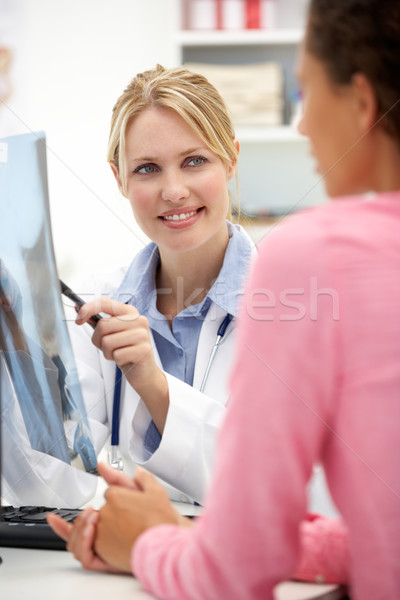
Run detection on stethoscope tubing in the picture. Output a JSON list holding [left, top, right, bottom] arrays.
[[109, 313, 233, 470], [111, 366, 123, 447]]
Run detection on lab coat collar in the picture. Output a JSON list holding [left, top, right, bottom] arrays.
[[113, 221, 254, 318]]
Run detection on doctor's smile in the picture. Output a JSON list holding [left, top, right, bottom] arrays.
[[159, 206, 204, 228]]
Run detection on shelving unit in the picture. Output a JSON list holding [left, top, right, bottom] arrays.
[[236, 125, 302, 143], [171, 0, 328, 217], [175, 28, 303, 46]]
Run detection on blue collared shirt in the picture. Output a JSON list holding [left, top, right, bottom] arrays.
[[114, 221, 253, 452]]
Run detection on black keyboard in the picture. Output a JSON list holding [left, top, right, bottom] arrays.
[[0, 505, 82, 550]]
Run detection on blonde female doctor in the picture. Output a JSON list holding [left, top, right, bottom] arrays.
[[69, 64, 254, 505]]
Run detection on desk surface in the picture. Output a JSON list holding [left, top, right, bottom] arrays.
[[1, 546, 346, 600]]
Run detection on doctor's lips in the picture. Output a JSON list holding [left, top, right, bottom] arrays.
[[159, 206, 203, 221], [59, 279, 103, 329]]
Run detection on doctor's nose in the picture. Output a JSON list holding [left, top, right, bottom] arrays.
[[161, 172, 190, 203]]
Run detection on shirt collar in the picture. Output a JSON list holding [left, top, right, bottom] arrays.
[[113, 243, 159, 316], [206, 221, 253, 317], [113, 221, 254, 318]]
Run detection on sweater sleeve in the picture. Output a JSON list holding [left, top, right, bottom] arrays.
[[293, 515, 349, 583]]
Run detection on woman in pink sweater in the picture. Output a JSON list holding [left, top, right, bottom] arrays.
[[48, 0, 400, 597]]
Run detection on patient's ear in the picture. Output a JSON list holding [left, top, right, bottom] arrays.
[[351, 73, 378, 134]]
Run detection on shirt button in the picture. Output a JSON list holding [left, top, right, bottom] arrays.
[[315, 574, 325, 583], [178, 349, 183, 356]]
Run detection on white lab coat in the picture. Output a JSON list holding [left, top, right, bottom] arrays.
[[69, 273, 240, 504]]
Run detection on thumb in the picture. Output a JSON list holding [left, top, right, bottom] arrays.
[[97, 461, 138, 489], [133, 466, 160, 492], [46, 513, 73, 542]]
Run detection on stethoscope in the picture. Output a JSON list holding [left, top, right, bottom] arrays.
[[108, 313, 234, 470]]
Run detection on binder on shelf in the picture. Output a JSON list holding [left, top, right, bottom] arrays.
[[245, 0, 276, 30], [216, 0, 223, 29], [187, 0, 218, 30], [221, 0, 246, 30], [184, 0, 276, 31], [260, 0, 276, 30], [245, 0, 261, 29]]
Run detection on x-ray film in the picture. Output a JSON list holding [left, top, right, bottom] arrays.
[[0, 132, 98, 507]]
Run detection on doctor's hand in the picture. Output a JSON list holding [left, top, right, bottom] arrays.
[[76, 297, 169, 434], [94, 466, 190, 573]]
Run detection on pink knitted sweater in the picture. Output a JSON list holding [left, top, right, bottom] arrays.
[[133, 193, 400, 599]]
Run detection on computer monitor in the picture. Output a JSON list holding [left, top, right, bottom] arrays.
[[0, 131, 98, 509]]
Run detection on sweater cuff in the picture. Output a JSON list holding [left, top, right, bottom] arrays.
[[293, 514, 349, 584]]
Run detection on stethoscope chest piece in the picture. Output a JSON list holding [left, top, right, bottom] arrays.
[[108, 445, 124, 471]]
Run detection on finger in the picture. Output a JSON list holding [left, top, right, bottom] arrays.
[[133, 466, 162, 492], [70, 518, 120, 573], [100, 337, 153, 366], [46, 513, 73, 542], [97, 462, 139, 489], [65, 509, 97, 558], [94, 328, 147, 357], [76, 297, 139, 324], [79, 522, 110, 571]]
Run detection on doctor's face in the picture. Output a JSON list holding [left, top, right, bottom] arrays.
[[116, 106, 235, 256]]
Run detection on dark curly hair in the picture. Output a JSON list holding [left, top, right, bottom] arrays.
[[306, 0, 400, 144]]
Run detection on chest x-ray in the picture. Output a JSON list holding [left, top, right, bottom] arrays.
[[0, 132, 97, 506]]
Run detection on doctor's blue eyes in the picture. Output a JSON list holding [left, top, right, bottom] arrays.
[[133, 156, 208, 175], [186, 156, 207, 167], [135, 164, 158, 174]]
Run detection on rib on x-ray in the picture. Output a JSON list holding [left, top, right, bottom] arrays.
[[0, 131, 98, 506]]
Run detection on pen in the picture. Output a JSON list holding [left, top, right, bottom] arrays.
[[59, 279, 102, 329]]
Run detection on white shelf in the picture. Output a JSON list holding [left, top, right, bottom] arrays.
[[235, 125, 304, 143], [176, 28, 303, 47]]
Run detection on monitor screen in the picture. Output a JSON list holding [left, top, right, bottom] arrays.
[[0, 132, 98, 507]]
